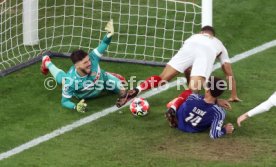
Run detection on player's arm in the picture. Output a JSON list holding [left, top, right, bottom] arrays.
[[209, 119, 226, 139], [237, 92, 276, 126], [216, 98, 232, 110], [61, 97, 87, 113], [90, 19, 114, 60], [61, 97, 76, 110], [219, 47, 241, 102], [209, 109, 234, 139], [221, 63, 241, 102], [61, 80, 87, 113]]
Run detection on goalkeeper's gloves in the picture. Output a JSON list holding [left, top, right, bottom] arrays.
[[76, 99, 87, 113], [105, 19, 114, 38]]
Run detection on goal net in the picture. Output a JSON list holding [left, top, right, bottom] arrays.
[[0, 0, 207, 76]]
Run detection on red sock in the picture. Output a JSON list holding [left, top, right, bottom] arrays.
[[178, 89, 193, 100], [172, 89, 193, 109], [138, 75, 162, 91]]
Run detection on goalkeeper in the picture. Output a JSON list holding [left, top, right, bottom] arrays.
[[40, 19, 126, 113]]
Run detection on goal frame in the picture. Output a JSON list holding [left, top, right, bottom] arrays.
[[0, 0, 212, 77]]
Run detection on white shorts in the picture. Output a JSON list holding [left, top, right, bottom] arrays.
[[167, 43, 216, 79]]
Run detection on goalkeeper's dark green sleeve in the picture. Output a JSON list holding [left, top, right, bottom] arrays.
[[61, 97, 76, 110], [96, 34, 112, 54]]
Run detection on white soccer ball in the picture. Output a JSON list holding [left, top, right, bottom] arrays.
[[129, 98, 150, 117]]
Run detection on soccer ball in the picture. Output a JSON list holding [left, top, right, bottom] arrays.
[[129, 98, 150, 117]]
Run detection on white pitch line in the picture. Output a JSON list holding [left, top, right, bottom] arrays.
[[1, 40, 276, 161]]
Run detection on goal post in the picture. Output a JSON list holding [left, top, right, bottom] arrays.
[[0, 0, 212, 76], [23, 0, 39, 45], [202, 0, 213, 27]]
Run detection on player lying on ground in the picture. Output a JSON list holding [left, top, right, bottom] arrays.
[[116, 26, 241, 108], [41, 19, 126, 113], [237, 91, 276, 126], [165, 77, 234, 139]]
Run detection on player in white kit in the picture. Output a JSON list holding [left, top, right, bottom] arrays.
[[116, 26, 241, 107], [237, 92, 276, 126]]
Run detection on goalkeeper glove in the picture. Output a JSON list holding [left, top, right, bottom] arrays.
[[76, 99, 87, 113], [105, 19, 114, 38]]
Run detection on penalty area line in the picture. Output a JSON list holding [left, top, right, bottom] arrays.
[[1, 40, 276, 161]]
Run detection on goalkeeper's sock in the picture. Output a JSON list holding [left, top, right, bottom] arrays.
[[45, 59, 51, 67], [47, 62, 66, 85], [137, 75, 162, 92]]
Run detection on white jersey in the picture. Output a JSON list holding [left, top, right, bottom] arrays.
[[167, 33, 230, 79]]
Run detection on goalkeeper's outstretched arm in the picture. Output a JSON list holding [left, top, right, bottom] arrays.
[[61, 97, 76, 110], [61, 79, 87, 113], [92, 19, 114, 58], [61, 97, 87, 113]]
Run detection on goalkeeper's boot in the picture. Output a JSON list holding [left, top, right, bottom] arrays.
[[41, 55, 51, 75], [116, 88, 139, 108], [165, 108, 178, 128]]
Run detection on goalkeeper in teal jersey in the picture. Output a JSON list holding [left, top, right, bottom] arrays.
[[40, 19, 126, 113]]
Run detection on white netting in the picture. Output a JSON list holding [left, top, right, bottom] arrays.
[[0, 0, 201, 72]]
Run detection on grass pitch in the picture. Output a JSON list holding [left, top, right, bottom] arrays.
[[1, 0, 276, 166]]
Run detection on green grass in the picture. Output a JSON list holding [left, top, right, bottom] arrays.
[[1, 50, 276, 167], [1, 0, 276, 166]]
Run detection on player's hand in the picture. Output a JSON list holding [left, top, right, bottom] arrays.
[[237, 113, 249, 127], [217, 99, 232, 110], [224, 123, 234, 134], [228, 96, 242, 102], [105, 19, 114, 38], [76, 99, 87, 113]]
